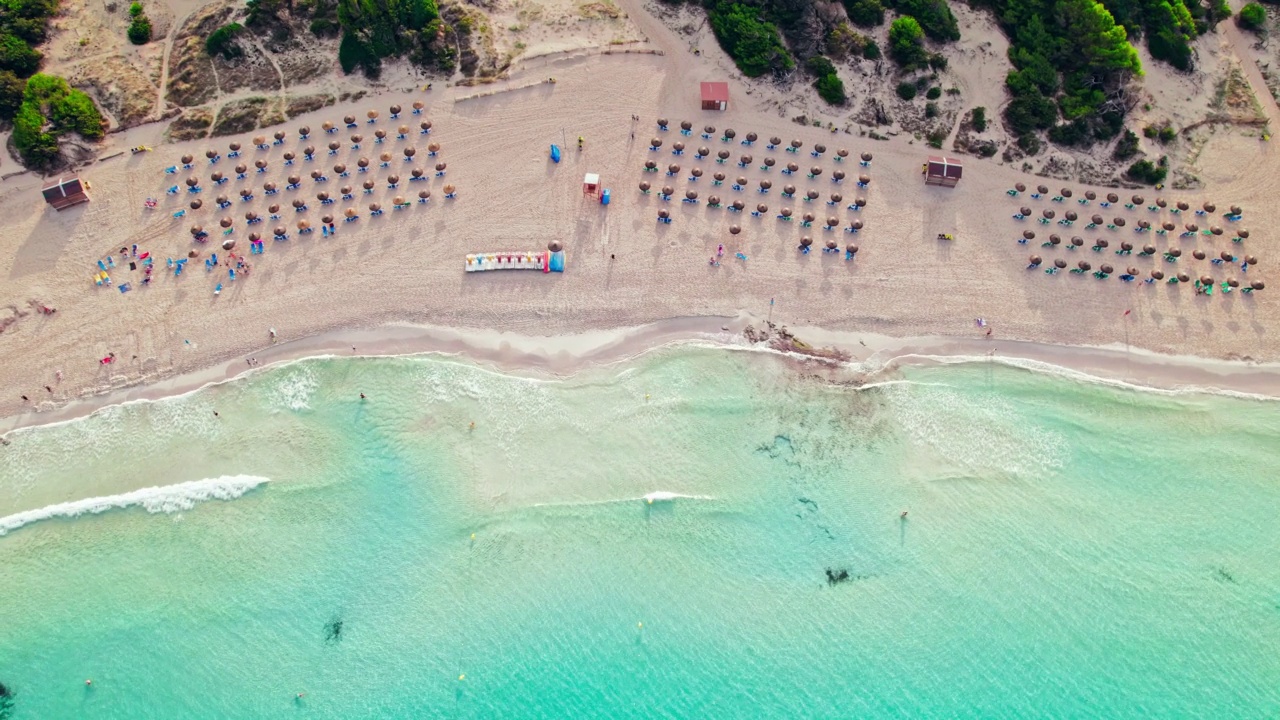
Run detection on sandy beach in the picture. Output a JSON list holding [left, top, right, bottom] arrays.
[[2, 0, 1279, 426]]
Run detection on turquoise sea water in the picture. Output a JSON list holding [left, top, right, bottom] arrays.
[[1, 346, 1279, 718]]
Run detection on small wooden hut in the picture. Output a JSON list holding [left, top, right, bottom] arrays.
[[923, 156, 963, 188], [42, 176, 90, 210], [700, 82, 729, 111]]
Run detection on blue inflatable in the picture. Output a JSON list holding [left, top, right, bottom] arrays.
[[601, 189, 611, 205], [550, 144, 561, 163]]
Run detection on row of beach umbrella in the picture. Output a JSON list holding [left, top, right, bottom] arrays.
[[186, 185, 451, 215], [1025, 256, 1265, 288], [1012, 183, 1244, 216]]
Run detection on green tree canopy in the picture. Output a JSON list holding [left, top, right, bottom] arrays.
[[886, 0, 959, 41], [888, 15, 927, 68], [1058, 0, 1142, 75], [708, 2, 794, 77]]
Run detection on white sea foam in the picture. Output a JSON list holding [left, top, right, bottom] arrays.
[[530, 492, 716, 509], [892, 353, 1280, 402], [642, 491, 713, 503], [0, 475, 270, 536]]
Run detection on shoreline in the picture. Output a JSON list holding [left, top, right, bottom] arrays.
[[4, 315, 1278, 437]]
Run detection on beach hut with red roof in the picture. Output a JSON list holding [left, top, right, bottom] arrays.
[[700, 82, 729, 111], [923, 156, 962, 188]]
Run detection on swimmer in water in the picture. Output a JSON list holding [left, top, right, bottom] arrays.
[[360, 393, 366, 400], [900, 511, 908, 518], [469, 421, 476, 431]]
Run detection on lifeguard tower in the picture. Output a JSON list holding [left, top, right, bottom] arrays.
[[583, 173, 600, 198]]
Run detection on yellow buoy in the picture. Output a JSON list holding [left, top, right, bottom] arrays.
[[458, 674, 466, 681], [470, 533, 475, 540], [637, 622, 643, 628]]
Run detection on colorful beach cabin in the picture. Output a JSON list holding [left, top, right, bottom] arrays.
[[700, 82, 729, 111], [583, 173, 600, 198], [42, 175, 90, 211], [465, 241, 565, 273], [923, 156, 962, 188]]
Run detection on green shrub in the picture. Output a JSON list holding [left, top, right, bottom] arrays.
[[127, 16, 152, 44], [844, 0, 884, 27], [926, 128, 946, 147], [1158, 125, 1176, 143], [1143, 124, 1159, 138], [0, 33, 42, 76], [12, 73, 104, 167], [0, 68, 24, 119], [862, 39, 880, 59], [310, 17, 340, 35], [976, 141, 998, 157], [1126, 158, 1167, 184], [24, 73, 104, 138], [1114, 128, 1139, 159], [206, 22, 244, 59], [129, 2, 143, 17], [1004, 91, 1057, 133], [708, 2, 793, 77], [13, 99, 57, 166], [338, 31, 380, 75], [1047, 119, 1090, 145], [806, 55, 836, 77], [1239, 2, 1266, 29], [925, 86, 941, 100], [1017, 132, 1041, 155], [888, 16, 927, 68], [814, 73, 846, 105], [896, 80, 917, 99], [51, 89, 105, 138], [885, 0, 959, 41], [924, 101, 938, 117], [971, 106, 987, 132]]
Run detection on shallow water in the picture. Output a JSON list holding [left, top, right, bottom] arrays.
[[1, 346, 1278, 718]]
